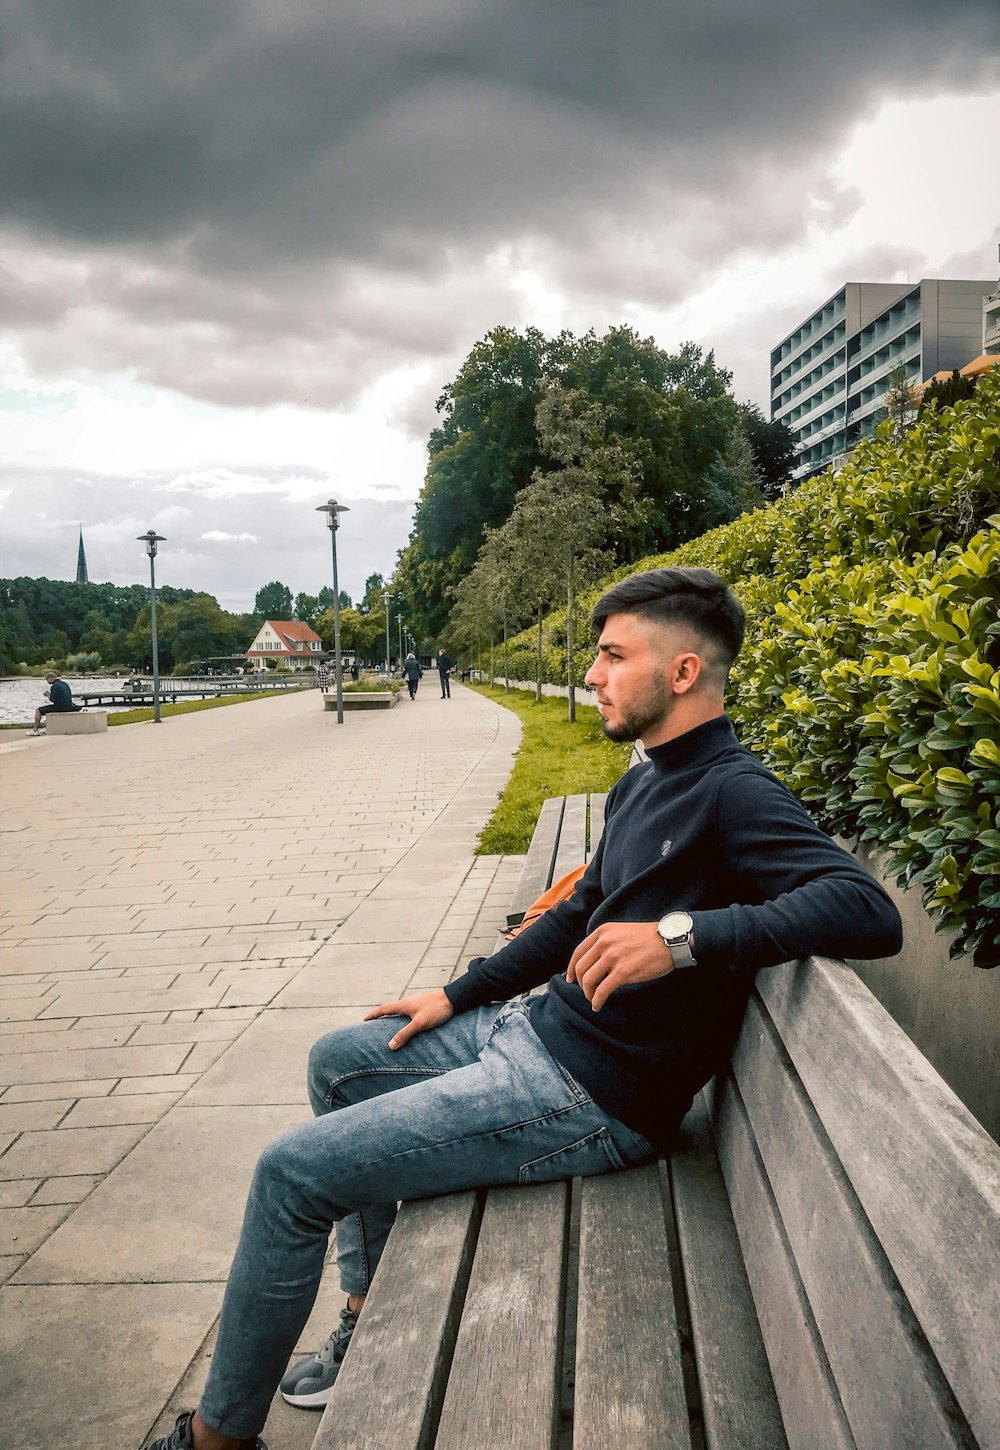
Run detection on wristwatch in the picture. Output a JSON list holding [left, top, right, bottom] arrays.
[[657, 910, 697, 970]]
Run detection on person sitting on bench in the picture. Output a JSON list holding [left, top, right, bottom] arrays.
[[30, 672, 82, 733], [141, 566, 903, 1450]]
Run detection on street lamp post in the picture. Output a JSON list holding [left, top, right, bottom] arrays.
[[397, 612, 403, 665], [315, 499, 351, 724], [136, 531, 167, 723], [383, 592, 393, 675]]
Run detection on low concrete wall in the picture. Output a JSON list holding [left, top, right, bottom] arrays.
[[849, 842, 999, 1143], [489, 677, 600, 706], [47, 712, 107, 734], [323, 691, 398, 711]]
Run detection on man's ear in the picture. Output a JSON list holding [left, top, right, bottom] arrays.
[[671, 650, 702, 695]]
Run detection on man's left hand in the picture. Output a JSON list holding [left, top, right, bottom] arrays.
[[566, 922, 673, 1012]]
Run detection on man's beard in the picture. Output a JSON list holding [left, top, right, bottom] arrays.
[[599, 677, 671, 742]]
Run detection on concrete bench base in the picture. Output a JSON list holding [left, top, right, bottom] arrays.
[[323, 692, 398, 711], [46, 712, 108, 735]]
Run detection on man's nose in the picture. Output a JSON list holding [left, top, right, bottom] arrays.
[[584, 655, 602, 686]]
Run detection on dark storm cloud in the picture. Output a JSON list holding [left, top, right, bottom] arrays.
[[2, 0, 999, 410]]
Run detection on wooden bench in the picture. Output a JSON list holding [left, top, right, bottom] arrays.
[[315, 794, 1000, 1450], [45, 711, 107, 734]]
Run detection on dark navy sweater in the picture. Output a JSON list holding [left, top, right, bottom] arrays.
[[444, 715, 902, 1149]]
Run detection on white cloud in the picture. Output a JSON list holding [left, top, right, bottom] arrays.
[[200, 530, 260, 543]]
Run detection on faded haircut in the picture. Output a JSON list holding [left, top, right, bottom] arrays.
[[591, 567, 746, 677]]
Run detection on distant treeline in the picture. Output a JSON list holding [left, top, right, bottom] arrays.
[[0, 576, 258, 675]]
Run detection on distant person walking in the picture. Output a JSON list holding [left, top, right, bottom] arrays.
[[29, 673, 82, 734], [402, 653, 422, 700], [436, 648, 453, 698], [316, 662, 330, 692]]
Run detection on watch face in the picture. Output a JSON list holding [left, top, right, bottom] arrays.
[[660, 911, 692, 939]]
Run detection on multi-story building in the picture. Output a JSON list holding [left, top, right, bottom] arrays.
[[771, 279, 995, 481], [984, 289, 1000, 356]]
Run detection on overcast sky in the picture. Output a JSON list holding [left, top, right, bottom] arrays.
[[2, 1, 998, 612]]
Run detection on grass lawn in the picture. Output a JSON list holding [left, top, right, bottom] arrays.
[[103, 690, 302, 725], [469, 683, 632, 854]]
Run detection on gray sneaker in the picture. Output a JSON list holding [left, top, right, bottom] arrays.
[[280, 1303, 360, 1409], [141, 1409, 267, 1449]]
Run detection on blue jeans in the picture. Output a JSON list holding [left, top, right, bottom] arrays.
[[198, 999, 653, 1438]]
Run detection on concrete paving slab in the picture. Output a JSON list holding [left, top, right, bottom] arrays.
[[0, 1123, 149, 1181], [181, 1007, 357, 1106], [0, 1100, 73, 1133], [0, 1041, 189, 1084], [60, 1092, 183, 1128], [272, 954, 417, 1010], [13, 1105, 302, 1285], [2, 1078, 119, 1103], [0, 1282, 225, 1450], [0, 1181, 38, 1208], [0, 1203, 72, 1255], [30, 1175, 102, 1204]]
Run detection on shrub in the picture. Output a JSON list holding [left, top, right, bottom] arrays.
[[499, 370, 1000, 964]]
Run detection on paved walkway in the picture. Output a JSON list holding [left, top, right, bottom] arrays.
[[0, 683, 523, 1450]]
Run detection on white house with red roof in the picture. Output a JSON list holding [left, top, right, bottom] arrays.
[[246, 619, 324, 671]]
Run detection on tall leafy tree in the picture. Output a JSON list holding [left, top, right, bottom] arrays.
[[398, 327, 763, 639], [254, 581, 293, 618], [739, 404, 796, 499]]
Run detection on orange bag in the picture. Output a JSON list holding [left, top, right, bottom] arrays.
[[503, 864, 588, 939]]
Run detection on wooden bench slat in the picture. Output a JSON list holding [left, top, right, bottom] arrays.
[[671, 1094, 788, 1450], [551, 793, 588, 882], [587, 794, 607, 859], [757, 959, 1000, 1450], [506, 797, 565, 927], [711, 1074, 857, 1450], [574, 1163, 691, 1450], [316, 1192, 480, 1450], [433, 1183, 568, 1450], [733, 991, 976, 1450]]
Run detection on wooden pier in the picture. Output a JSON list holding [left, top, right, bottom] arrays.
[[76, 676, 309, 707]]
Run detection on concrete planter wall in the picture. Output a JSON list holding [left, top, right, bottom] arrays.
[[846, 841, 999, 1143], [323, 691, 399, 711]]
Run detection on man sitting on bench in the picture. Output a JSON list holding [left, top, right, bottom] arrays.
[[143, 566, 902, 1450], [29, 672, 82, 734]]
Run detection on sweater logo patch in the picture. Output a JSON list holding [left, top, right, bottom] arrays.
[[660, 838, 673, 857]]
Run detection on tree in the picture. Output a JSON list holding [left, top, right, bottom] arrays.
[[314, 606, 383, 659], [883, 365, 922, 437], [918, 369, 978, 417], [294, 592, 319, 623], [739, 405, 796, 499], [254, 581, 293, 619], [127, 594, 247, 672]]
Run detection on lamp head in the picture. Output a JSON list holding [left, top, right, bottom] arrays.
[[137, 530, 167, 559], [316, 498, 351, 531]]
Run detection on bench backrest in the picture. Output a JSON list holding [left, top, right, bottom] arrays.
[[713, 957, 1000, 1450]]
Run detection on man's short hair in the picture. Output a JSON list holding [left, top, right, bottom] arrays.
[[592, 567, 746, 674]]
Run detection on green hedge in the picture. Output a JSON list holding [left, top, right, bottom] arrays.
[[499, 370, 1000, 965]]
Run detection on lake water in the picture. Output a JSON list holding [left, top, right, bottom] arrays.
[[0, 677, 139, 725]]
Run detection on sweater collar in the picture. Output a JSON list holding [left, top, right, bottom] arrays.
[[643, 714, 737, 773]]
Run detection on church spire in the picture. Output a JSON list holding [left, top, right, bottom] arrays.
[[76, 527, 89, 584]]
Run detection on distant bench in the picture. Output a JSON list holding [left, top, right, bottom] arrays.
[[315, 793, 1000, 1450], [45, 711, 107, 735]]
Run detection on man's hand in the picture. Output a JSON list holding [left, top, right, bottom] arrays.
[[364, 988, 454, 1049], [566, 922, 673, 1012]]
